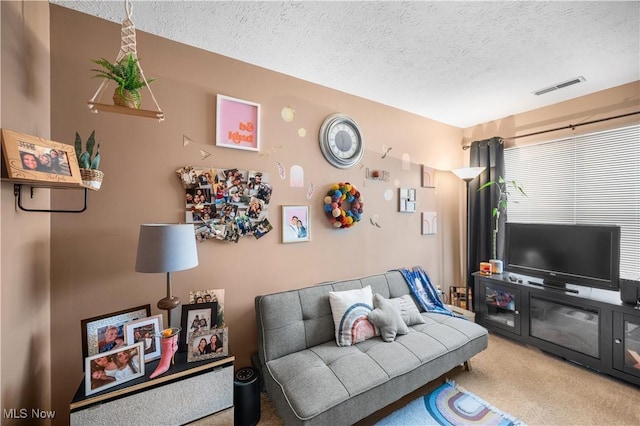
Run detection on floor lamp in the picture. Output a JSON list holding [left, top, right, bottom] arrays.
[[452, 167, 485, 311], [135, 224, 199, 327]]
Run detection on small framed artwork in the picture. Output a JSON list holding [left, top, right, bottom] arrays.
[[80, 305, 151, 362], [179, 302, 218, 352], [1, 128, 82, 185], [189, 289, 225, 327], [282, 205, 310, 243], [422, 211, 438, 235], [216, 94, 260, 152], [187, 327, 229, 363], [85, 341, 145, 396], [124, 314, 163, 363], [422, 165, 436, 188], [399, 188, 417, 212]]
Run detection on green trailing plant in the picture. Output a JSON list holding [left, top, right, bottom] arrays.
[[478, 176, 527, 259], [75, 130, 100, 170], [91, 52, 154, 109]]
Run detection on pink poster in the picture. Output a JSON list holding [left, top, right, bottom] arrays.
[[216, 95, 260, 152]]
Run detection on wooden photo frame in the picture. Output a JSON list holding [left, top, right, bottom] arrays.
[[85, 342, 145, 396], [1, 128, 82, 186], [282, 205, 310, 243], [216, 95, 260, 152], [187, 327, 229, 363], [124, 314, 163, 363], [81, 305, 151, 362], [179, 302, 218, 352]]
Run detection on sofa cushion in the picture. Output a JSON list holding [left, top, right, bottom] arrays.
[[329, 286, 378, 346], [368, 293, 409, 342], [393, 294, 426, 326]]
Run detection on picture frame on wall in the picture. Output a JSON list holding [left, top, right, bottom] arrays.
[[187, 327, 229, 363], [80, 304, 151, 362], [1, 128, 82, 186], [123, 314, 163, 363], [282, 205, 310, 243], [84, 341, 145, 396], [179, 302, 218, 352], [216, 95, 261, 152]]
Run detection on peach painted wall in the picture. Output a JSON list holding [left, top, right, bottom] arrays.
[[0, 0, 52, 420], [47, 5, 465, 421]]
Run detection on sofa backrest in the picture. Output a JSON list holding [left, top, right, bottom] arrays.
[[255, 270, 413, 364]]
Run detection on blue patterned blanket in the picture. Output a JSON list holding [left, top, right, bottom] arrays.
[[397, 266, 454, 317]]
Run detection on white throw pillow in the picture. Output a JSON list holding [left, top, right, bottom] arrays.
[[329, 286, 378, 346], [391, 294, 426, 326]]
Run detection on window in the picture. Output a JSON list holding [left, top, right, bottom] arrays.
[[504, 125, 640, 279]]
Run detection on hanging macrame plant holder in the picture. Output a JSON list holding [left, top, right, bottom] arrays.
[[88, 0, 164, 121]]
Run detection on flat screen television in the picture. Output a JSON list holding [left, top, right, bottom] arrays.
[[504, 223, 620, 291]]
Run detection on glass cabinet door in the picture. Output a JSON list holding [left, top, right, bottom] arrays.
[[481, 283, 521, 335], [613, 311, 640, 378]]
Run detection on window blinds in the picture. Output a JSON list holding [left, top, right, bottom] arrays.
[[504, 124, 640, 279]]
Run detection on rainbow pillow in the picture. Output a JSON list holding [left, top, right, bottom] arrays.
[[329, 286, 378, 346]]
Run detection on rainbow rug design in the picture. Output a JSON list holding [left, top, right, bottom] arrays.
[[376, 380, 525, 426]]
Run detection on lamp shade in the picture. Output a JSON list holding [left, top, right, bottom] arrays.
[[451, 167, 486, 182], [135, 224, 199, 273]]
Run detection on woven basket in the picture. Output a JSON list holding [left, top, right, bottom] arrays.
[[80, 168, 104, 190]]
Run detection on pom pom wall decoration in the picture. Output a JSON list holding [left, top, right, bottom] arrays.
[[323, 182, 364, 229]]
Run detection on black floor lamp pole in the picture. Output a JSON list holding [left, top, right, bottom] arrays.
[[465, 179, 472, 310]]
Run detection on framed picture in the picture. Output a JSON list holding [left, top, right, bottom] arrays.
[[422, 165, 436, 188], [187, 327, 229, 363], [282, 205, 310, 243], [124, 314, 163, 363], [80, 305, 151, 361], [85, 342, 145, 396], [1, 128, 82, 185], [189, 289, 225, 327], [216, 95, 261, 152], [179, 302, 218, 352], [422, 211, 438, 235]]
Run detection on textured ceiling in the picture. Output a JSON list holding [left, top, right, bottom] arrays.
[[51, 1, 640, 128]]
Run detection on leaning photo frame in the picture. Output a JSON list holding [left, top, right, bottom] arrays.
[[187, 327, 229, 363], [80, 304, 151, 363], [179, 302, 218, 352], [282, 205, 310, 243], [216, 95, 261, 152], [85, 342, 145, 396], [1, 128, 82, 186], [124, 314, 163, 363]]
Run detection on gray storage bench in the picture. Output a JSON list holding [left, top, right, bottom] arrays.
[[255, 270, 488, 425]]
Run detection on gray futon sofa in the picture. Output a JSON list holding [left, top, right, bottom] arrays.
[[254, 270, 489, 425]]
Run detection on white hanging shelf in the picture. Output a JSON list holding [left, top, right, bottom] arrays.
[[87, 0, 164, 122]]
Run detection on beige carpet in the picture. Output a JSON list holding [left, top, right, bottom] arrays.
[[195, 333, 640, 425]]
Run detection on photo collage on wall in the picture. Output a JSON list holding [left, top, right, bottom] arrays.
[[177, 166, 273, 242]]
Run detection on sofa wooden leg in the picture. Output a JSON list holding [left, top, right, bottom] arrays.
[[464, 360, 472, 371]]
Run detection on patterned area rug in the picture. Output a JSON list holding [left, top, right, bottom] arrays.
[[375, 380, 525, 426]]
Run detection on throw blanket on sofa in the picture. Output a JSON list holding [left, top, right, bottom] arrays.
[[397, 267, 454, 316]]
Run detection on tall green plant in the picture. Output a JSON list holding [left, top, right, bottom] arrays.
[[75, 130, 100, 170], [478, 176, 527, 259]]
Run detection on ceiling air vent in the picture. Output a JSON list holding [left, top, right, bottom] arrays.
[[533, 76, 585, 96]]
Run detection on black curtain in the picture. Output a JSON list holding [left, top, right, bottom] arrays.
[[468, 137, 504, 310]]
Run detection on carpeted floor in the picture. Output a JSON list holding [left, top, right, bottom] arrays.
[[194, 333, 640, 425]]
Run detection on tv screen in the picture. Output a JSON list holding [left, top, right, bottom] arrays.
[[504, 223, 620, 291]]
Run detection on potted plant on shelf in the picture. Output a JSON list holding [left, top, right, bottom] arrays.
[[91, 52, 155, 109], [478, 176, 526, 273], [75, 130, 103, 190]]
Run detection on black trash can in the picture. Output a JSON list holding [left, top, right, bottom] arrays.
[[234, 366, 260, 426]]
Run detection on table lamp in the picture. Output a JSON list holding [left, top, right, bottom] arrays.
[[135, 224, 199, 326], [452, 167, 485, 310]]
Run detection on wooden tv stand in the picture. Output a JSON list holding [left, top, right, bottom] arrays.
[[473, 272, 640, 387]]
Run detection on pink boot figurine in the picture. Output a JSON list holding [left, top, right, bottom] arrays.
[[150, 328, 180, 379]]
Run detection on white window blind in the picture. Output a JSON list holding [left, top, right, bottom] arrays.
[[504, 124, 640, 279]]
